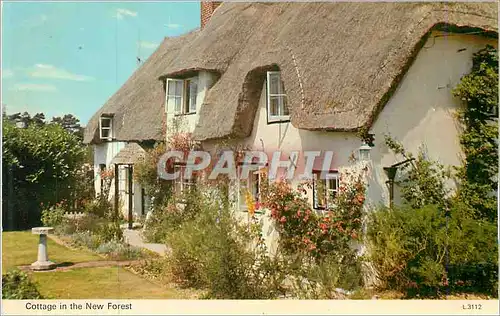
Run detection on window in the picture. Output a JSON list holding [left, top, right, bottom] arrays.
[[99, 116, 113, 140], [166, 77, 198, 115], [173, 164, 196, 195], [238, 166, 267, 212], [266, 71, 289, 123], [313, 171, 339, 210]]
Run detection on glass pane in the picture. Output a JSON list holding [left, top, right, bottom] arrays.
[[268, 73, 280, 95], [168, 81, 176, 95], [101, 128, 110, 138], [101, 118, 111, 128], [269, 96, 280, 117], [175, 81, 183, 96], [189, 80, 198, 112], [328, 178, 338, 191], [282, 97, 289, 116], [174, 97, 182, 113]]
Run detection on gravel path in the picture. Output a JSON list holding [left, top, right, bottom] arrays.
[[123, 229, 169, 256]]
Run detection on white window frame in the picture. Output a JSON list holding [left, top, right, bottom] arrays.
[[99, 116, 113, 140], [313, 171, 339, 210], [166, 77, 198, 115], [266, 71, 289, 123]]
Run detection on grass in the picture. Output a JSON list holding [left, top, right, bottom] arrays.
[[2, 231, 101, 273], [2, 231, 201, 299], [30, 267, 198, 299]]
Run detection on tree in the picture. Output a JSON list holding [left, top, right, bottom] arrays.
[[51, 114, 83, 139], [2, 119, 86, 229]]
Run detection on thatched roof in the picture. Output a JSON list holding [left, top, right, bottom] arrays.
[[83, 31, 199, 144], [85, 2, 498, 144], [110, 142, 146, 165]]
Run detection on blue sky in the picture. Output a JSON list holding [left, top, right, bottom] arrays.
[[1, 1, 200, 125]]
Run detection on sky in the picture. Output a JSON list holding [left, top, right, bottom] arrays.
[[1, 1, 200, 125]]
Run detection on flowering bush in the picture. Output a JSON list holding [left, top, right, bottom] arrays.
[[261, 162, 369, 261]]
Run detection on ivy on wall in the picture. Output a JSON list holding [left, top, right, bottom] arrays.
[[453, 45, 498, 222]]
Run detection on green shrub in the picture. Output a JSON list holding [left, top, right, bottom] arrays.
[[83, 196, 114, 220], [2, 270, 43, 299], [366, 204, 498, 297], [95, 221, 123, 243], [166, 199, 287, 299], [143, 190, 203, 243], [41, 204, 66, 228]]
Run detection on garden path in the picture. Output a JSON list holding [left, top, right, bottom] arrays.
[[122, 229, 169, 256]]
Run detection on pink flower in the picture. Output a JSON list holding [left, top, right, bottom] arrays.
[[297, 210, 302, 217], [280, 216, 286, 223]]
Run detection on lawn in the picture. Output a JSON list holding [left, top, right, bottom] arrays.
[[30, 267, 196, 299], [2, 231, 200, 299], [2, 231, 101, 273]]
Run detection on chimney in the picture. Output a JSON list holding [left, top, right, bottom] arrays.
[[201, 1, 221, 29]]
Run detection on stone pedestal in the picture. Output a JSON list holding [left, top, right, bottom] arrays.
[[31, 227, 55, 271]]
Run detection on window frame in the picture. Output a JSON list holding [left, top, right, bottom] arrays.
[[266, 71, 290, 123], [99, 116, 113, 140], [237, 166, 265, 213], [312, 171, 340, 210], [166, 77, 198, 116]]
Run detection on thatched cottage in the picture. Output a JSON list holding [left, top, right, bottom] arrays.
[[84, 2, 498, 229]]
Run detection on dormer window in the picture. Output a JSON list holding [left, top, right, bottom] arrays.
[[266, 71, 289, 123], [99, 115, 113, 140], [166, 77, 198, 115]]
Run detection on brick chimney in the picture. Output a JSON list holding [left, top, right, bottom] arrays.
[[201, 1, 221, 29]]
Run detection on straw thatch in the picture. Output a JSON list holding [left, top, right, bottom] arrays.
[[110, 142, 146, 165], [83, 31, 199, 144], [85, 2, 498, 144]]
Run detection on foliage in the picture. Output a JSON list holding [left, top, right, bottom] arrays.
[[452, 45, 498, 222], [127, 257, 170, 283], [366, 204, 497, 297], [142, 189, 203, 243], [60, 214, 123, 248], [2, 117, 86, 229], [372, 45, 499, 299], [384, 136, 451, 209], [134, 142, 172, 210], [261, 163, 367, 264], [96, 241, 144, 261], [2, 270, 43, 299], [165, 188, 287, 299], [83, 195, 115, 220], [41, 202, 66, 227], [68, 231, 104, 250], [287, 254, 362, 299]]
